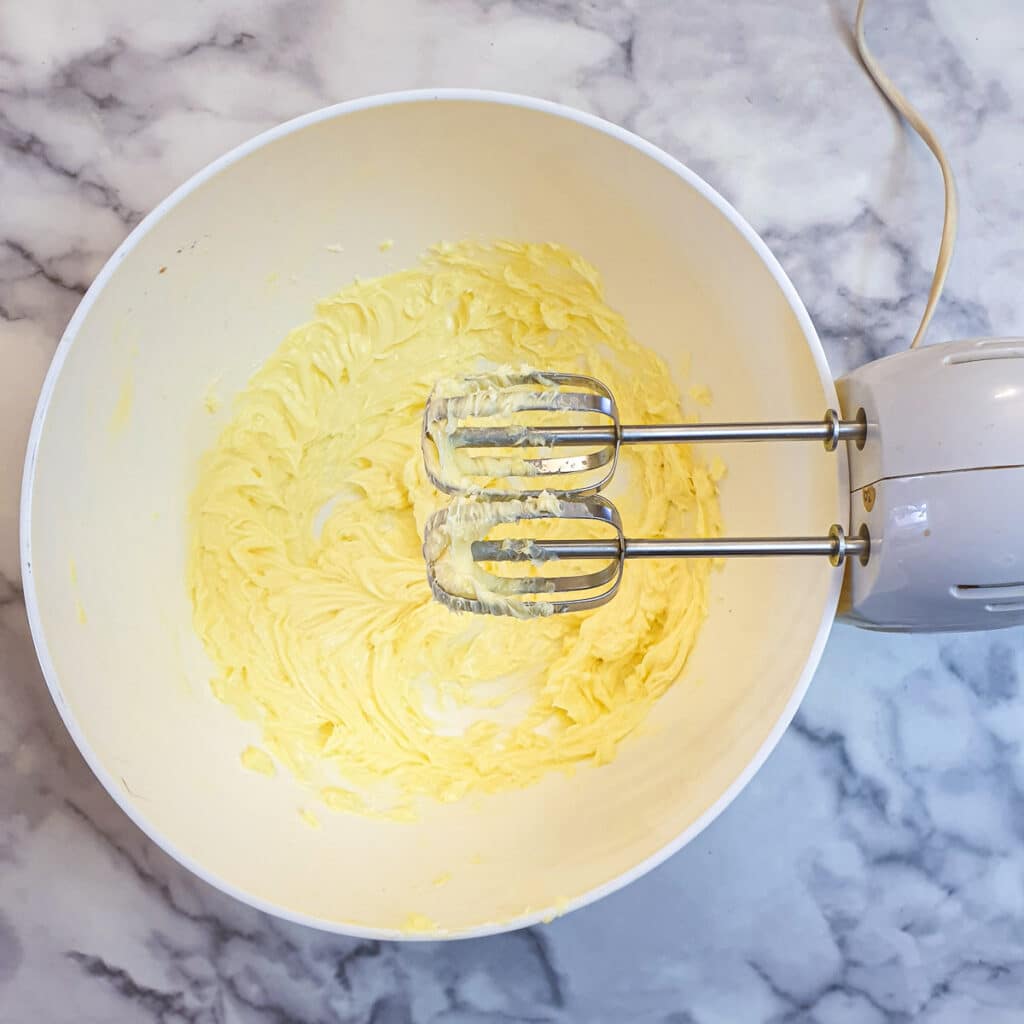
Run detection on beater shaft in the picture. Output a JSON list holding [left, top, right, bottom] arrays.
[[451, 414, 867, 451], [473, 528, 869, 567]]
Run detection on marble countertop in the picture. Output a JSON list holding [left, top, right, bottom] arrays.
[[2, 0, 1024, 1020]]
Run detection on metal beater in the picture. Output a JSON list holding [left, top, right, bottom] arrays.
[[421, 371, 870, 616]]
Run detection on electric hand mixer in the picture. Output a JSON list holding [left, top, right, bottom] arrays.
[[421, 341, 1024, 631]]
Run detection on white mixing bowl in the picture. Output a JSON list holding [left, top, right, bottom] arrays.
[[22, 91, 846, 938]]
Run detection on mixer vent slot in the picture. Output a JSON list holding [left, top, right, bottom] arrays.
[[952, 582, 1024, 613], [945, 340, 1024, 365]]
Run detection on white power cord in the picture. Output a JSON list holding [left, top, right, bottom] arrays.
[[854, 0, 959, 349]]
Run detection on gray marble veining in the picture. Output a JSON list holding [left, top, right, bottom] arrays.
[[2, 0, 1023, 1020]]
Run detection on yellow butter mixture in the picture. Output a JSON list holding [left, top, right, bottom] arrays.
[[188, 241, 723, 818]]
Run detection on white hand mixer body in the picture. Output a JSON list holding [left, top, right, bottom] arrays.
[[838, 336, 1024, 631]]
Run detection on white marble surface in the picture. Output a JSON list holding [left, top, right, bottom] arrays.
[[2, 0, 1024, 1019]]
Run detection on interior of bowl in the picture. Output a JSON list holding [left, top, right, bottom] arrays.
[[23, 94, 845, 937]]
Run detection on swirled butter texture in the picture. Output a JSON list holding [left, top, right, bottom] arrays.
[[189, 241, 723, 818]]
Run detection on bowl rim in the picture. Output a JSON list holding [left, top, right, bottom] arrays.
[[20, 87, 845, 940]]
